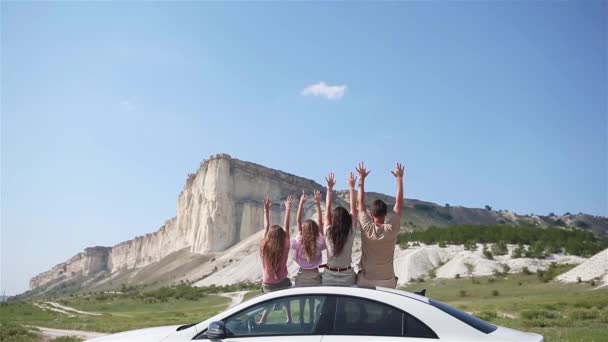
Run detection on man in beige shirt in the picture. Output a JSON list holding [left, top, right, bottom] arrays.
[[356, 161, 405, 288]]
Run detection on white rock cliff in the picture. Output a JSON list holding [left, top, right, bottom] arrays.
[[29, 154, 323, 290]]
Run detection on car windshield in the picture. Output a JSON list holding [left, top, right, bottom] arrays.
[[429, 299, 497, 334]]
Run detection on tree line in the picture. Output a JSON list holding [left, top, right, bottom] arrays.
[[397, 224, 607, 257]]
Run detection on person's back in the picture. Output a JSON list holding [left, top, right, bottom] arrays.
[[358, 208, 400, 285], [355, 162, 405, 288], [320, 172, 359, 286]]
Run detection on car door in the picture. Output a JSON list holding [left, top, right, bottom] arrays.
[[218, 294, 330, 342], [321, 295, 439, 342]]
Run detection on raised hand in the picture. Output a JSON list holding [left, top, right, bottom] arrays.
[[285, 195, 295, 210], [347, 172, 357, 189], [356, 162, 369, 213], [325, 172, 336, 190], [264, 195, 271, 211], [356, 162, 371, 180], [299, 190, 308, 204], [313, 190, 322, 204], [391, 162, 405, 179]]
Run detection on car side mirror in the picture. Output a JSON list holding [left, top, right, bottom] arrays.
[[206, 321, 226, 339]]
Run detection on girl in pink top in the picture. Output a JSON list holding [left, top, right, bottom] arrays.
[[259, 195, 294, 323], [293, 190, 326, 286]]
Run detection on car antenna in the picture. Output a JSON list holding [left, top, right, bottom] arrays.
[[414, 289, 426, 297]]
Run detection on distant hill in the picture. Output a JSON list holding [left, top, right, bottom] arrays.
[[20, 153, 608, 299], [336, 191, 608, 237]]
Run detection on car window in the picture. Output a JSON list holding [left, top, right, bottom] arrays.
[[429, 299, 497, 334], [405, 312, 438, 339], [333, 296, 403, 336], [224, 295, 328, 337], [331, 296, 437, 339]]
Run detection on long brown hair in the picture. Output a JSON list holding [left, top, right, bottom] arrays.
[[260, 225, 286, 278], [328, 206, 352, 255], [301, 219, 320, 262]]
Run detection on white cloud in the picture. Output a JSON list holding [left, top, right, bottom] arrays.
[[301, 81, 347, 100]]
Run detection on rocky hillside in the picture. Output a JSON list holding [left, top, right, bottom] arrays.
[[23, 153, 608, 298]]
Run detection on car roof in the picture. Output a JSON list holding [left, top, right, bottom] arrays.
[[248, 285, 430, 305]]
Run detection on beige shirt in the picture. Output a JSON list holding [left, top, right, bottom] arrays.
[[358, 211, 400, 280]]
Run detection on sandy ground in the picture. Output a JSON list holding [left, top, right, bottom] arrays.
[[34, 303, 75, 317], [557, 248, 608, 284], [36, 327, 108, 341], [34, 301, 101, 318], [44, 301, 101, 316]]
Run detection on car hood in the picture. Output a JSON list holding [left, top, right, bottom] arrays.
[[85, 325, 181, 342]]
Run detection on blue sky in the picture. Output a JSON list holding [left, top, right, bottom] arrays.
[[1, 2, 606, 295]]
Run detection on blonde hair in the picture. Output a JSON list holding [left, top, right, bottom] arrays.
[[301, 219, 320, 262]]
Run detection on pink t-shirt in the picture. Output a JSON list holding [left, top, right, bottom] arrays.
[[262, 237, 290, 285], [292, 233, 326, 269]]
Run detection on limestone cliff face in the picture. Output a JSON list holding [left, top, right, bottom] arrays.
[[29, 247, 111, 289], [30, 154, 323, 290]]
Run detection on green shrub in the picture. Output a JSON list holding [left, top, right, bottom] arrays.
[[464, 262, 475, 275], [477, 311, 497, 321], [459, 290, 468, 297], [570, 309, 600, 320], [599, 309, 608, 323], [491, 241, 508, 256], [464, 240, 478, 251], [537, 263, 561, 283], [0, 321, 39, 342], [50, 337, 84, 342], [491, 289, 500, 296], [512, 244, 526, 258], [526, 241, 548, 259], [521, 309, 558, 320], [438, 241, 447, 248], [482, 245, 494, 260]]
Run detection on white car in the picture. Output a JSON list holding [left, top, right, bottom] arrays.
[[86, 286, 543, 342]]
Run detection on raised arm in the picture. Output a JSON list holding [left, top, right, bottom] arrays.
[[313, 190, 323, 235], [348, 172, 358, 223], [283, 195, 294, 240], [324, 172, 336, 229], [263, 195, 271, 238], [391, 163, 405, 216], [296, 191, 308, 235], [356, 162, 371, 215]]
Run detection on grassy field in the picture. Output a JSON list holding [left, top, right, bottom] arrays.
[[0, 294, 229, 334], [2, 274, 607, 342], [404, 273, 608, 342], [0, 321, 84, 342]]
